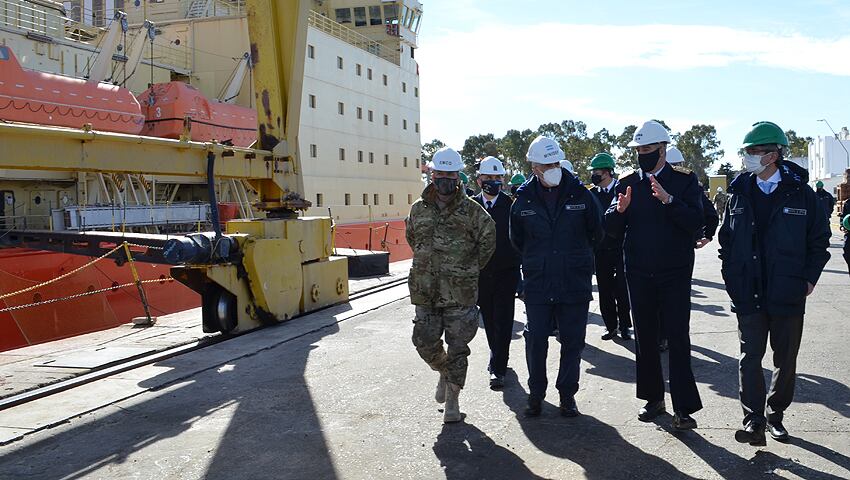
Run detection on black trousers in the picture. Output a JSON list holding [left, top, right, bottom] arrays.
[[627, 269, 702, 415], [595, 249, 631, 333], [524, 302, 590, 401], [477, 268, 521, 377], [738, 312, 804, 426], [844, 235, 850, 277]]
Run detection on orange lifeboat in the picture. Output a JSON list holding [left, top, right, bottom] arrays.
[[137, 82, 257, 147], [0, 46, 144, 134]]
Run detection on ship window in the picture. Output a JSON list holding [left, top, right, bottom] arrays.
[[308, 45, 315, 59], [338, 102, 345, 115], [316, 193, 323, 207], [357, 107, 363, 119], [415, 86, 419, 97], [354, 7, 367, 27], [384, 114, 388, 126], [404, 157, 408, 167], [369, 6, 382, 26], [402, 82, 407, 93], [309, 94, 316, 108], [408, 193, 413, 205], [403, 119, 408, 130], [402, 6, 411, 28], [337, 56, 344, 69], [310, 144, 317, 158], [369, 152, 375, 163], [413, 13, 422, 33], [339, 148, 346, 161], [384, 154, 389, 165], [389, 194, 395, 205], [416, 158, 421, 168], [374, 194, 380, 205], [356, 63, 362, 76], [383, 74, 388, 86], [362, 193, 369, 205], [368, 110, 374, 122], [383, 4, 398, 24], [415, 122, 420, 133], [335, 8, 352, 24], [345, 193, 351, 206], [358, 150, 364, 163]]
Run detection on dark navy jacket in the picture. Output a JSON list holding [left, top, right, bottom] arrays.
[[701, 191, 720, 241], [604, 164, 704, 275], [718, 162, 831, 316], [591, 181, 624, 252], [815, 188, 836, 219], [509, 169, 604, 305], [472, 191, 521, 276]]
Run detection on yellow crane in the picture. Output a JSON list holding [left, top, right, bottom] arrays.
[[0, 0, 348, 334]]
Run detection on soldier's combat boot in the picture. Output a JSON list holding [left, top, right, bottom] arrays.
[[443, 383, 462, 423], [435, 373, 447, 404]]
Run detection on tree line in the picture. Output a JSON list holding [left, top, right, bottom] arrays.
[[422, 120, 812, 187]]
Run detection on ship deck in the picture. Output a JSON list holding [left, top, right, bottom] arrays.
[[0, 238, 849, 479]]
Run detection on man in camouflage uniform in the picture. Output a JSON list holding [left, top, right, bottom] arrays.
[[714, 187, 728, 222], [406, 146, 496, 423]]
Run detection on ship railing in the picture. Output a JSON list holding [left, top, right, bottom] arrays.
[[308, 10, 399, 66], [123, 0, 246, 24], [0, 0, 65, 39]]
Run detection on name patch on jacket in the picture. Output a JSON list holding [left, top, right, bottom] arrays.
[[783, 207, 806, 216], [520, 210, 536, 216], [564, 204, 586, 211], [730, 207, 744, 215]]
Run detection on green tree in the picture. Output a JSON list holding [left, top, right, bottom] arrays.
[[675, 124, 725, 186], [716, 162, 738, 185], [461, 133, 497, 173], [420, 139, 445, 165], [615, 125, 638, 171], [499, 128, 535, 176], [785, 130, 813, 158]]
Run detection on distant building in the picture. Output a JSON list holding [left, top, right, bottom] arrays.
[[808, 127, 850, 194]]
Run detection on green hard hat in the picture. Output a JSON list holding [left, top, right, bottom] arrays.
[[459, 172, 469, 184], [844, 214, 850, 231], [742, 121, 789, 148], [816, 180, 824, 188], [510, 173, 526, 185], [588, 152, 616, 170]]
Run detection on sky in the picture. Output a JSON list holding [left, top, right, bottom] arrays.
[[415, 0, 850, 171]]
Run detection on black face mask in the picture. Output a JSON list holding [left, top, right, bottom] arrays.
[[434, 177, 458, 196], [638, 148, 662, 173], [481, 180, 502, 196], [590, 173, 604, 186]]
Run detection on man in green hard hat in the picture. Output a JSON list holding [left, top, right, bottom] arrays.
[[718, 121, 831, 446], [509, 173, 526, 198], [588, 152, 631, 341], [459, 171, 475, 197], [814, 180, 835, 221]]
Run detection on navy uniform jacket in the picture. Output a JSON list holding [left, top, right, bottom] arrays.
[[509, 169, 604, 305], [701, 192, 720, 241], [592, 181, 624, 252], [604, 164, 704, 275], [815, 189, 836, 219], [718, 162, 831, 316], [472, 191, 521, 275]]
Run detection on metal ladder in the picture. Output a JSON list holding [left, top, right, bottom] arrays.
[[186, 0, 212, 18]]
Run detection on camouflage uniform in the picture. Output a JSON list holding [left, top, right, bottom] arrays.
[[714, 191, 728, 222], [406, 184, 496, 387]]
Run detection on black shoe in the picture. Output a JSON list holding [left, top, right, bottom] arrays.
[[559, 397, 579, 417], [735, 421, 767, 446], [658, 339, 669, 352], [489, 374, 505, 391], [638, 400, 666, 422], [619, 329, 632, 340], [672, 412, 697, 430], [601, 330, 616, 341], [767, 421, 789, 442], [525, 397, 542, 417]]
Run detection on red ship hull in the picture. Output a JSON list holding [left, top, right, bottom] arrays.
[[0, 219, 411, 352]]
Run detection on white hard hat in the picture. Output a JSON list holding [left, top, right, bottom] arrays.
[[717, 186, 723, 193], [559, 159, 575, 173], [666, 146, 685, 165], [628, 120, 671, 147], [526, 136, 564, 164], [478, 156, 506, 175], [430, 147, 464, 172]]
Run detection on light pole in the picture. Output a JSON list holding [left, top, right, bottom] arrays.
[[817, 118, 850, 170]]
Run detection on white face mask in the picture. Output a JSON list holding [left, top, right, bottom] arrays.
[[743, 153, 767, 175], [541, 167, 562, 187]]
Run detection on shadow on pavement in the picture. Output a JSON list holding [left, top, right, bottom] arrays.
[[433, 422, 544, 479]]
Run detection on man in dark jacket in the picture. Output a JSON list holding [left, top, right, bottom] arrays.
[[605, 121, 705, 431], [814, 181, 835, 221], [588, 152, 631, 340], [510, 136, 604, 417], [842, 199, 850, 275], [719, 122, 830, 446], [473, 156, 521, 390]]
